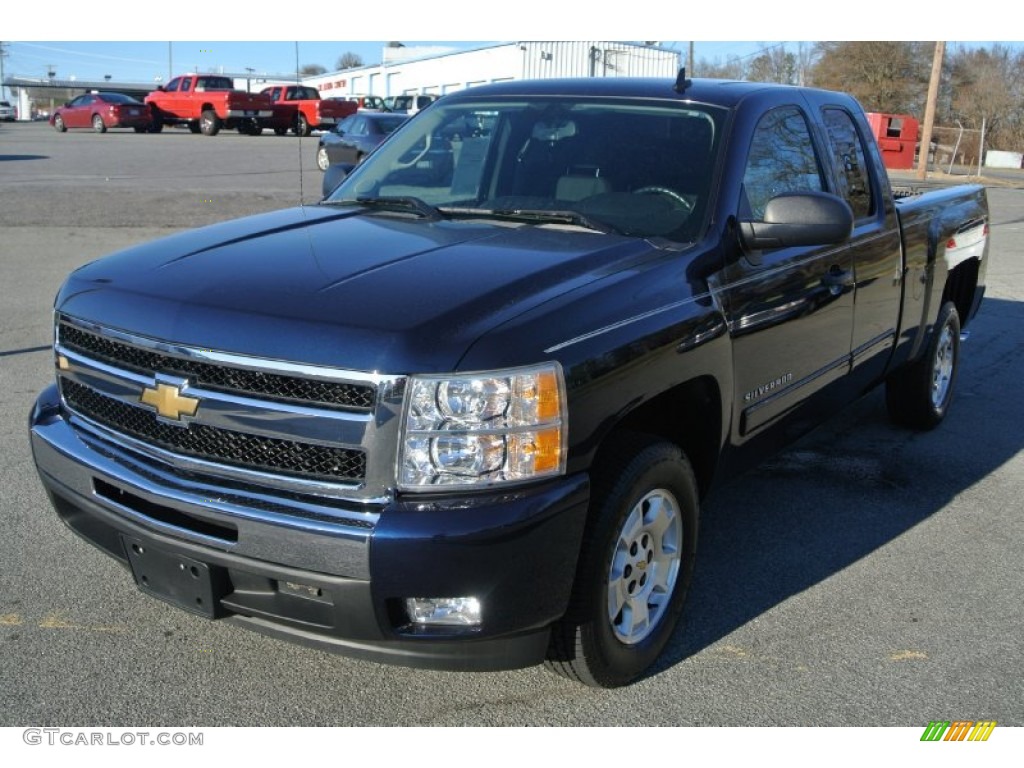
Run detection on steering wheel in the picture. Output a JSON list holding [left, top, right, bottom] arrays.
[[394, 132, 433, 170], [633, 186, 694, 214]]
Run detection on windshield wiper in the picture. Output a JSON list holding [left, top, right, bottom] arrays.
[[485, 208, 619, 234], [323, 196, 443, 220]]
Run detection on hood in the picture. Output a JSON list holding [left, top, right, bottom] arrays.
[[56, 205, 657, 373]]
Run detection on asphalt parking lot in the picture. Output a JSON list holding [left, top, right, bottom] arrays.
[[1, 120, 1022, 727]]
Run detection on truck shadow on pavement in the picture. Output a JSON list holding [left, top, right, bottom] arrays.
[[0, 154, 49, 162], [653, 296, 1024, 677]]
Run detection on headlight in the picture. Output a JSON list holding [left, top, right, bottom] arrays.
[[398, 363, 567, 490]]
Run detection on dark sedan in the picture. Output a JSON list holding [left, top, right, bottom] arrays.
[[316, 112, 407, 171], [50, 92, 153, 133]]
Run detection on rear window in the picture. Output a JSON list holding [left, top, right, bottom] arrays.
[[98, 93, 143, 105]]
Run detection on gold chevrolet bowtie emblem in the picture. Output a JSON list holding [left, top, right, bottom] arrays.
[[140, 381, 200, 421]]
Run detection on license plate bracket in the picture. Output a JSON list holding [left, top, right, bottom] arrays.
[[121, 536, 226, 619]]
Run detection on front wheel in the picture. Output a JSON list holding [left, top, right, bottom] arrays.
[[53, 114, 67, 133], [886, 300, 961, 430], [546, 435, 699, 687], [316, 146, 330, 172]]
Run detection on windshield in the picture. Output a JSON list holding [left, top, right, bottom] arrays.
[[326, 96, 724, 242]]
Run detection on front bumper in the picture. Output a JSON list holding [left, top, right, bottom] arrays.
[[29, 384, 590, 671]]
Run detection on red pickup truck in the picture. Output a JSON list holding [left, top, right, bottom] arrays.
[[146, 74, 275, 136], [259, 85, 357, 136]]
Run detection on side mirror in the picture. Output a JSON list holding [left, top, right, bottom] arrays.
[[740, 191, 853, 258], [322, 163, 357, 198], [156, 86, 166, 92]]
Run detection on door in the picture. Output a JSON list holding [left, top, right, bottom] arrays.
[[723, 105, 855, 438], [819, 106, 903, 387], [67, 94, 93, 128]]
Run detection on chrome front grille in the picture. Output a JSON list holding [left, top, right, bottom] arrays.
[[61, 379, 366, 483], [54, 314, 405, 503], [59, 321, 375, 411]]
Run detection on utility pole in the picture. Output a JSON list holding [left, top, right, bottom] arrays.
[[0, 42, 8, 102], [688, 42, 694, 76], [917, 41, 945, 181]]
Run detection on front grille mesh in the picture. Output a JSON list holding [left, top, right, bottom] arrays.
[[61, 378, 366, 483], [59, 322, 375, 411]]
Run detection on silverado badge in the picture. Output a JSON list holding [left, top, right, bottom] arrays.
[[140, 378, 200, 423]]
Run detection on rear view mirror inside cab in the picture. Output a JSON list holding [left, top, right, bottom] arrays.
[[531, 119, 577, 142]]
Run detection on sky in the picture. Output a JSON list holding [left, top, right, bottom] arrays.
[[4, 1, 1017, 85], [2, 41, 793, 84]]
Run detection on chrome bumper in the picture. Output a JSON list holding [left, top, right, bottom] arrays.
[[30, 384, 373, 579]]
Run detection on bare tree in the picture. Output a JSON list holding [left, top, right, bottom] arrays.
[[946, 44, 1024, 152], [300, 64, 327, 76], [747, 47, 798, 84], [695, 55, 744, 80], [809, 42, 932, 114], [335, 52, 364, 71]]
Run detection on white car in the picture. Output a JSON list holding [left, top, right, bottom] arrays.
[[0, 101, 16, 121]]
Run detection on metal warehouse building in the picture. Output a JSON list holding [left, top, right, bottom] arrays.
[[302, 41, 682, 99]]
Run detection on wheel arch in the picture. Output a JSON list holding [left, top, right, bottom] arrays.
[[593, 375, 722, 500], [942, 257, 981, 331]]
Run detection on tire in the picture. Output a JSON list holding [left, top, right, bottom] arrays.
[[200, 109, 220, 136], [133, 126, 147, 134], [236, 119, 260, 136], [316, 146, 330, 172], [53, 114, 66, 133], [148, 110, 163, 133], [545, 435, 699, 687], [92, 114, 107, 133], [886, 300, 961, 430], [188, 121, 201, 134], [295, 114, 311, 137], [274, 126, 288, 136]]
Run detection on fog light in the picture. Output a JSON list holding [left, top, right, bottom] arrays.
[[406, 597, 482, 627]]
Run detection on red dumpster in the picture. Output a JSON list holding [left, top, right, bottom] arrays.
[[865, 112, 919, 170]]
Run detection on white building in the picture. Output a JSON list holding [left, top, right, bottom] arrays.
[[300, 42, 681, 99]]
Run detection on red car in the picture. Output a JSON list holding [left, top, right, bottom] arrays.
[[50, 92, 153, 133]]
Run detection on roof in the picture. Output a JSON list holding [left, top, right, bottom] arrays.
[[440, 77, 830, 110]]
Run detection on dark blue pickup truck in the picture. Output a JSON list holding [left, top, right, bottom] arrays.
[[30, 75, 990, 687]]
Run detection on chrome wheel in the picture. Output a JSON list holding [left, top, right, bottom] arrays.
[[608, 488, 682, 644], [200, 109, 220, 136], [316, 146, 330, 172], [931, 321, 955, 410]]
